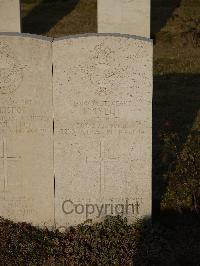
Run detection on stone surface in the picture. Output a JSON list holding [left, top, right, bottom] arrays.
[[98, 0, 150, 38], [0, 34, 54, 227], [53, 34, 152, 228], [0, 0, 21, 32]]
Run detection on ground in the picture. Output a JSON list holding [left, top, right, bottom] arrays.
[[0, 0, 199, 264]]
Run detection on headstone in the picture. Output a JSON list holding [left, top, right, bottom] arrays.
[[0, 33, 54, 227], [98, 0, 150, 38], [53, 34, 152, 228], [0, 0, 21, 32]]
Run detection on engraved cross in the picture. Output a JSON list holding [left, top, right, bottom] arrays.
[[86, 140, 119, 194], [0, 138, 20, 193]]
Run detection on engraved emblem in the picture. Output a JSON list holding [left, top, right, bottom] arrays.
[[0, 41, 23, 94], [87, 43, 124, 96]]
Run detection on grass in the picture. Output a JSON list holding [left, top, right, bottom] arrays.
[[0, 0, 199, 264], [0, 215, 200, 265], [152, 0, 200, 214], [21, 0, 97, 37]]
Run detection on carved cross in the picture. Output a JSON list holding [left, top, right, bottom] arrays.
[[0, 138, 20, 193], [86, 140, 119, 194]]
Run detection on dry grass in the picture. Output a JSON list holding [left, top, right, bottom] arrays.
[[21, 0, 97, 37]]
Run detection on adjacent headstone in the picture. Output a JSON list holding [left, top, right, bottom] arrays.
[[0, 34, 54, 227], [0, 0, 21, 32], [98, 0, 150, 38], [53, 34, 152, 228]]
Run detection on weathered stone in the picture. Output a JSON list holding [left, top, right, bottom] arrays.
[[98, 0, 150, 38], [0, 34, 54, 227], [53, 34, 152, 228], [0, 0, 21, 32]]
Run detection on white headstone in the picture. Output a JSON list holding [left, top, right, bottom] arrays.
[[0, 34, 54, 227], [0, 0, 21, 32], [53, 34, 152, 228], [98, 0, 150, 38]]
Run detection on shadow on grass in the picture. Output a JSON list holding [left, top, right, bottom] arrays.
[[0, 212, 199, 265], [134, 211, 200, 266], [151, 0, 182, 38], [153, 73, 200, 214], [22, 0, 182, 37], [22, 0, 80, 34]]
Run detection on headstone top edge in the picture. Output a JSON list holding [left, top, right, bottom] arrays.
[[54, 33, 153, 44], [0, 33, 153, 44], [0, 32, 52, 42]]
